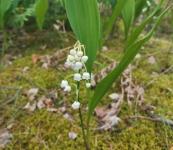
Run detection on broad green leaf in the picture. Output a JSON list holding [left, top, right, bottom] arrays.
[[87, 6, 170, 124], [135, 0, 147, 18], [35, 0, 48, 29], [64, 0, 101, 72], [0, 0, 13, 29], [122, 0, 135, 38], [125, 4, 161, 48], [104, 0, 126, 40]]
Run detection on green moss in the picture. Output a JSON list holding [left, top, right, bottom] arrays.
[[1, 37, 173, 149]]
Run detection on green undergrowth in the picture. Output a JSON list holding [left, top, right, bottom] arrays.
[[0, 37, 173, 150]]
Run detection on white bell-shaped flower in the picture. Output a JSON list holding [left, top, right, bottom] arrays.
[[60, 80, 68, 88], [64, 61, 72, 68], [82, 72, 90, 80], [74, 55, 80, 61], [74, 73, 82, 81], [72, 101, 80, 110], [86, 83, 91, 88], [77, 51, 83, 57], [74, 62, 83, 70], [81, 56, 88, 63], [67, 55, 75, 62], [64, 85, 71, 92], [70, 49, 77, 56]]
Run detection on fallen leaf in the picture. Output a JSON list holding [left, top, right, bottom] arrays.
[[44, 98, 54, 108], [37, 98, 46, 109], [63, 113, 73, 121], [0, 129, 12, 148], [109, 93, 120, 101], [32, 54, 41, 64], [47, 108, 58, 112], [26, 88, 39, 101], [95, 101, 122, 130], [22, 66, 29, 73], [23, 102, 37, 112], [99, 116, 121, 130], [102, 46, 108, 51], [148, 56, 156, 64]]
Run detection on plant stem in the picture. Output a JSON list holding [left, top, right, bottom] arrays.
[[78, 108, 90, 150], [76, 81, 90, 150]]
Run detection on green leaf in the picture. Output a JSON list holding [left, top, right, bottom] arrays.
[[87, 5, 170, 124], [0, 0, 13, 29], [64, 0, 101, 72], [104, 0, 127, 40], [125, 4, 161, 48], [35, 0, 48, 29], [122, 0, 135, 38], [135, 0, 147, 18]]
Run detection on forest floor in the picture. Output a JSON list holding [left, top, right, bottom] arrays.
[[0, 30, 173, 150]]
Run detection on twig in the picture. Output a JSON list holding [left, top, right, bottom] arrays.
[[127, 114, 173, 128], [144, 65, 173, 88]]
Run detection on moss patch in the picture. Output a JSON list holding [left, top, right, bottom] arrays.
[[1, 37, 173, 150]]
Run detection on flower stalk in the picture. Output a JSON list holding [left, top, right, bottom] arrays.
[[76, 81, 90, 150], [60, 41, 91, 150]]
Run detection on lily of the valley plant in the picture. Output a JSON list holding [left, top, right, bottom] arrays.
[[60, 42, 91, 149], [62, 0, 171, 149]]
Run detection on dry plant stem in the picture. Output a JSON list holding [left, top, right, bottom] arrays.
[[76, 81, 90, 150], [127, 115, 173, 128]]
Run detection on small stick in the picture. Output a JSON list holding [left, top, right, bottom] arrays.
[[127, 115, 173, 128]]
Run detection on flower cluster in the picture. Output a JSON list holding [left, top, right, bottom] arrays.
[[60, 41, 92, 110]]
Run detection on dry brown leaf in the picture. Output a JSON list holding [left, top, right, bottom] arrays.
[[109, 93, 120, 101], [0, 129, 12, 148], [23, 102, 37, 112], [22, 66, 30, 73], [63, 113, 73, 121], [95, 101, 122, 130], [37, 98, 46, 109], [26, 88, 39, 101], [47, 108, 58, 112], [148, 56, 156, 64], [102, 46, 108, 51], [32, 54, 41, 64]]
